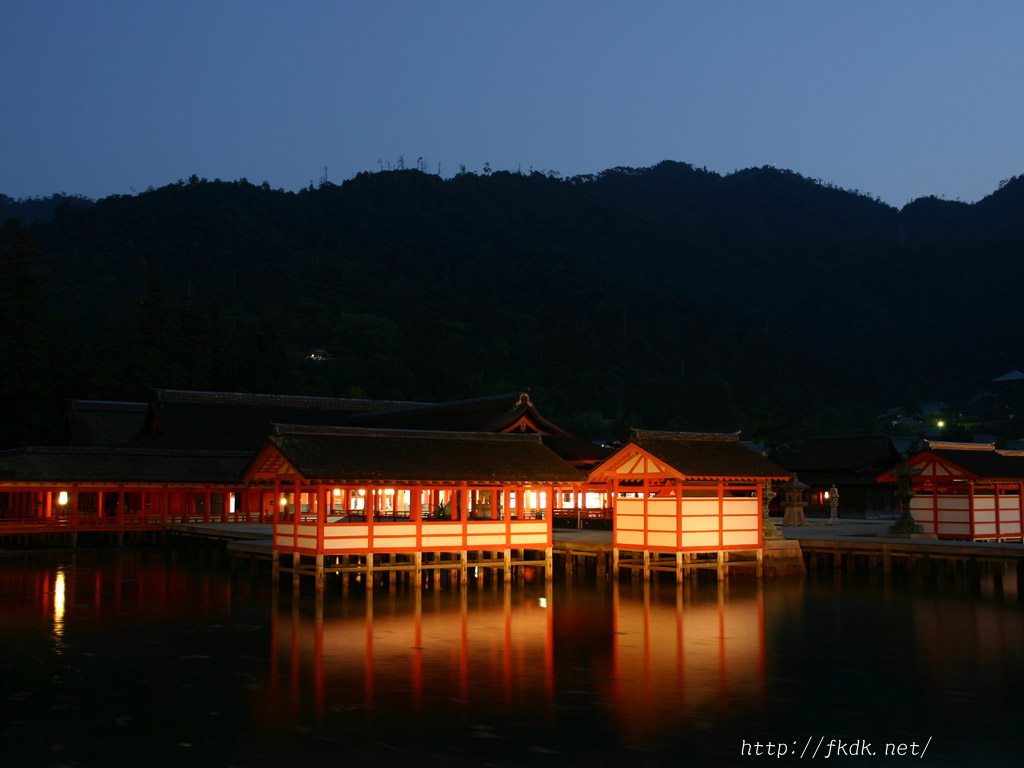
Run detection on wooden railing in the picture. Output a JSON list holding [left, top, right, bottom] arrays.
[[0, 511, 263, 533]]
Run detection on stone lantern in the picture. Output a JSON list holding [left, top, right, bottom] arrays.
[[889, 460, 923, 534], [762, 479, 783, 540], [781, 475, 809, 526]]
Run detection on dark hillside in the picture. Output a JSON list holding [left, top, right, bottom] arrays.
[[2, 162, 1023, 449]]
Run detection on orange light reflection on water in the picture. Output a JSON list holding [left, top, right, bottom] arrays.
[[260, 579, 783, 743]]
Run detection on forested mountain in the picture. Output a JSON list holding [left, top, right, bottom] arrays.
[[3, 162, 1024, 451]]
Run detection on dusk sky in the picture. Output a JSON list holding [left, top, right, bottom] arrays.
[[4, 1, 1023, 208]]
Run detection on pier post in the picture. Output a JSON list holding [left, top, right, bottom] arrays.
[[272, 551, 280, 587], [545, 547, 553, 582], [315, 554, 325, 593], [643, 550, 650, 581], [612, 548, 620, 579], [566, 551, 574, 578], [503, 549, 512, 584], [414, 551, 423, 588]]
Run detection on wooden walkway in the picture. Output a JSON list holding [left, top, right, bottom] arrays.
[[784, 520, 1024, 583], [18, 518, 1024, 588]]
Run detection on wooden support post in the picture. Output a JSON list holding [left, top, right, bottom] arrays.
[[643, 549, 650, 581], [716, 551, 725, 581], [545, 547, 553, 582], [315, 554, 325, 593], [612, 548, 619, 579], [503, 549, 512, 584], [365, 553, 374, 589], [882, 547, 891, 575], [414, 551, 423, 588], [756, 548, 763, 579], [272, 551, 280, 587], [566, 551, 574, 577], [675, 551, 683, 584], [966, 556, 980, 581], [596, 551, 606, 581]]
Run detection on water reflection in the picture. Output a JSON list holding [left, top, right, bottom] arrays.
[[53, 567, 65, 646], [608, 581, 769, 740], [1, 555, 1024, 765], [262, 578, 788, 752], [264, 582, 556, 732]]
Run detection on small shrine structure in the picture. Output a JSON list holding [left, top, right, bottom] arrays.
[[243, 425, 585, 585], [587, 430, 791, 580], [877, 441, 1024, 541]]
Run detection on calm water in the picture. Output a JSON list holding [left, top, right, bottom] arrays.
[[1, 550, 1022, 767]]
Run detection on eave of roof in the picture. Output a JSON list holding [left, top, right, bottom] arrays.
[[0, 446, 252, 485], [251, 425, 584, 484]]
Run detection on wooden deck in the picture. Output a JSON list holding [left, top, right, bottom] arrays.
[[785, 520, 1024, 581], [11, 517, 1024, 589]]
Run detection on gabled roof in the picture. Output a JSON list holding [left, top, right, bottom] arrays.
[[0, 446, 251, 485], [343, 392, 571, 436], [879, 441, 1024, 482], [137, 389, 427, 450], [588, 430, 791, 482], [245, 425, 585, 484], [64, 400, 148, 447]]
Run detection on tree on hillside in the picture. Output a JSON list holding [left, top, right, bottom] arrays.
[[0, 219, 59, 446]]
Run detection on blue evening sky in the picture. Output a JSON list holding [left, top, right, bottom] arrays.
[[3, 1, 1022, 207]]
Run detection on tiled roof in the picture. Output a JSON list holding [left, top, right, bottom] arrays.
[[261, 425, 585, 484], [788, 435, 899, 472], [0, 447, 252, 485], [926, 442, 1024, 480], [593, 430, 791, 480], [343, 392, 570, 436], [64, 400, 148, 447], [540, 434, 614, 466], [787, 436, 902, 485]]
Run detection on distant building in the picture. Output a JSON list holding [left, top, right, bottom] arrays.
[[785, 435, 901, 518]]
